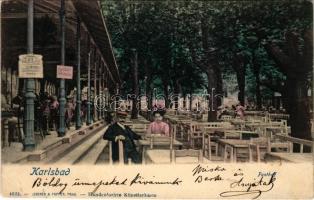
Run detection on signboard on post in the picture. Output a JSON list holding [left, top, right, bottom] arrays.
[[57, 65, 73, 79], [18, 54, 43, 78]]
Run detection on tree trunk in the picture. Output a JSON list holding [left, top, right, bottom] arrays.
[[143, 58, 153, 114], [215, 67, 223, 107], [131, 50, 139, 119], [264, 30, 312, 140], [183, 94, 187, 110], [189, 90, 193, 111], [252, 52, 262, 109], [146, 82, 152, 112], [286, 78, 311, 140], [255, 72, 261, 109], [233, 54, 246, 106], [163, 82, 169, 108], [236, 71, 245, 106], [207, 68, 217, 122], [174, 80, 181, 110]]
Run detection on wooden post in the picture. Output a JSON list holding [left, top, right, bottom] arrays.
[[171, 150, 175, 164], [198, 149, 203, 163], [256, 145, 260, 162], [230, 146, 234, 162], [108, 141, 113, 164], [249, 145, 253, 162], [150, 136, 153, 149], [142, 146, 146, 165], [3, 119, 9, 147], [208, 134, 212, 160], [118, 140, 124, 164]]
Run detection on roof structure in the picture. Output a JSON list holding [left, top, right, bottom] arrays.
[[1, 0, 121, 86]]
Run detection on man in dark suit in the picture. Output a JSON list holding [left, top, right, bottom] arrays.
[[103, 111, 142, 164]]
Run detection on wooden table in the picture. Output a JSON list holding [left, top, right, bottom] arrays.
[[265, 152, 313, 163], [218, 139, 267, 162], [245, 123, 269, 131], [265, 126, 286, 137], [223, 130, 260, 140], [145, 149, 210, 164], [138, 139, 183, 163]]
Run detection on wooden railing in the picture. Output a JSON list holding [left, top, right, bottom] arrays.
[[275, 134, 313, 153]]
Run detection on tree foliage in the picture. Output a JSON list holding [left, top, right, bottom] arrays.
[[102, 0, 313, 138]]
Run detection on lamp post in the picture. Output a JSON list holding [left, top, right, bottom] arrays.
[[93, 57, 97, 121], [98, 65, 102, 119], [75, 15, 81, 130], [58, 0, 66, 137], [23, 0, 36, 150], [86, 52, 92, 125]]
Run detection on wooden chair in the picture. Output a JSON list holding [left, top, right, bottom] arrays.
[[189, 122, 229, 148], [223, 130, 242, 139], [171, 149, 203, 164], [249, 137, 269, 162], [177, 120, 192, 140], [108, 141, 113, 164], [221, 115, 233, 121], [148, 123, 175, 151], [266, 120, 288, 135], [118, 140, 124, 164], [128, 123, 149, 134], [268, 135, 293, 153], [149, 135, 173, 150], [202, 132, 218, 160], [267, 113, 290, 122], [201, 113, 207, 121], [170, 123, 177, 140], [249, 135, 295, 162], [203, 122, 226, 128], [108, 140, 131, 165], [189, 123, 203, 148]]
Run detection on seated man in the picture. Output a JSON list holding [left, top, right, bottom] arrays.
[[147, 111, 170, 137], [103, 111, 142, 164]]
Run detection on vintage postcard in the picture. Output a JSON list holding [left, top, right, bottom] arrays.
[[0, 0, 313, 199]]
